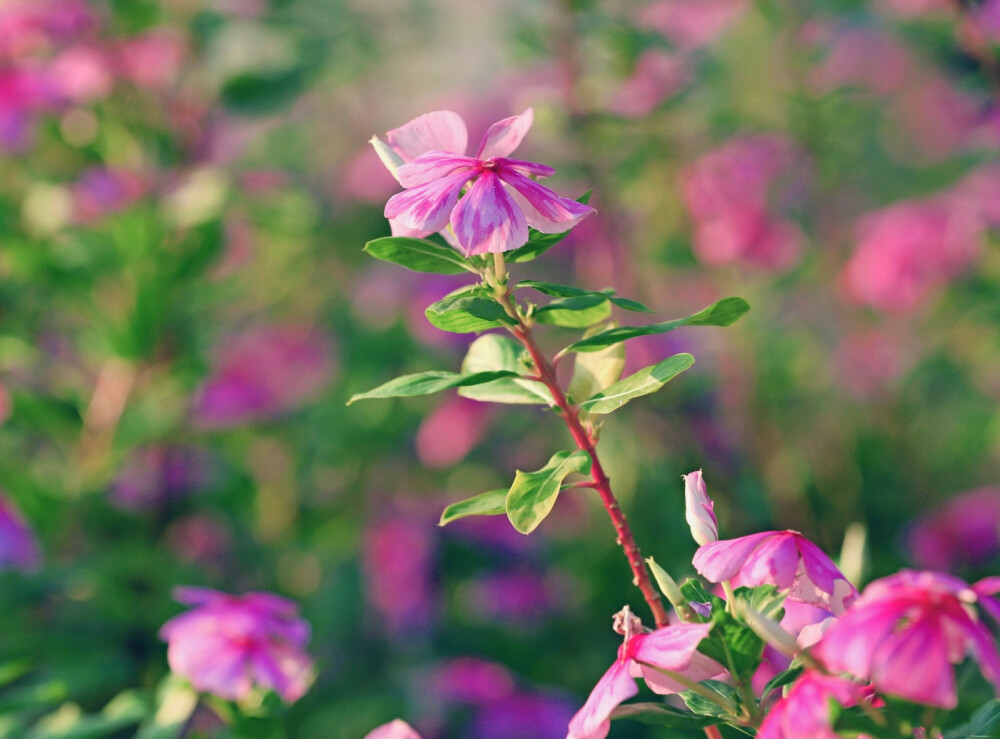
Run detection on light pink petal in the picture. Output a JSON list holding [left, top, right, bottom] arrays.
[[385, 171, 470, 233], [693, 531, 775, 583], [451, 170, 528, 255], [497, 157, 556, 178], [396, 152, 478, 188], [814, 602, 905, 679], [631, 624, 713, 670], [498, 169, 595, 234], [365, 720, 422, 739], [172, 586, 228, 608], [872, 618, 956, 707], [476, 108, 534, 159], [251, 642, 313, 702], [965, 618, 1000, 691], [567, 659, 638, 739], [796, 537, 849, 596], [387, 110, 468, 160], [741, 533, 799, 590]]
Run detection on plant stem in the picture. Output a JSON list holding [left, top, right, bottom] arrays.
[[703, 727, 723, 739], [493, 287, 669, 628]]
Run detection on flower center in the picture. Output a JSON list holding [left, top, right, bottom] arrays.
[[481, 158, 499, 171]]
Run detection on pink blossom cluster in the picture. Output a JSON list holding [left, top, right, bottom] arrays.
[[680, 134, 805, 270]]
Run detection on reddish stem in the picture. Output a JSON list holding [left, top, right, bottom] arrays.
[[511, 323, 670, 628], [703, 726, 724, 739]]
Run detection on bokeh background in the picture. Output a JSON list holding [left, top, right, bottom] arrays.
[[0, 0, 998, 736]]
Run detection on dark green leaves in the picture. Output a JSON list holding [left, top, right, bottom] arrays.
[[506, 451, 592, 534], [609, 703, 715, 730], [944, 700, 1000, 739], [505, 191, 592, 263], [566, 297, 751, 353], [517, 281, 652, 313], [425, 295, 513, 333], [579, 354, 694, 414], [363, 237, 475, 274], [347, 370, 519, 404], [438, 489, 507, 526]]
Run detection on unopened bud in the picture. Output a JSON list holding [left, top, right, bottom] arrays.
[[684, 470, 718, 546], [646, 557, 698, 622], [369, 135, 406, 182]]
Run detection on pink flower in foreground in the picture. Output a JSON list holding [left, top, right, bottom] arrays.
[[758, 671, 865, 739], [567, 610, 723, 739], [683, 470, 717, 546], [814, 571, 1000, 708], [160, 587, 314, 703], [693, 530, 858, 613], [0, 493, 40, 572], [380, 109, 594, 255], [365, 720, 422, 739]]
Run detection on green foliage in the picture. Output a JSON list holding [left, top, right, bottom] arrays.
[[579, 354, 695, 414], [516, 281, 653, 313], [457, 335, 551, 405], [363, 237, 475, 274], [505, 451, 592, 534], [679, 680, 741, 719], [438, 489, 508, 526], [608, 703, 716, 729], [944, 699, 1000, 739], [347, 370, 520, 404], [534, 294, 614, 328], [424, 294, 514, 333]]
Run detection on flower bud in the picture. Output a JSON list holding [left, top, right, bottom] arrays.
[[683, 470, 718, 546], [369, 135, 405, 182]]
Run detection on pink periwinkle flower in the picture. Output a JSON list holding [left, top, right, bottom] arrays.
[[681, 134, 805, 270], [814, 570, 1000, 708], [841, 196, 982, 313], [567, 611, 723, 739], [683, 470, 718, 546], [906, 487, 1000, 571], [758, 670, 866, 739], [115, 29, 186, 90], [431, 658, 515, 705], [380, 108, 595, 255], [604, 50, 690, 118], [160, 587, 314, 703], [809, 28, 911, 95], [639, 0, 749, 50], [363, 516, 436, 636], [693, 530, 858, 613], [0, 492, 41, 572], [365, 720, 422, 739], [194, 325, 333, 428], [415, 396, 490, 469], [47, 43, 114, 103]]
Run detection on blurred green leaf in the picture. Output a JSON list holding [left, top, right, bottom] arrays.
[[535, 295, 613, 328], [425, 295, 513, 333], [567, 322, 625, 403], [506, 450, 592, 534], [134, 676, 198, 739], [944, 699, 1000, 739], [439, 489, 507, 526], [347, 370, 520, 404], [566, 297, 751, 353], [363, 237, 475, 274], [28, 690, 146, 739], [457, 334, 551, 405], [505, 191, 592, 263], [609, 702, 715, 729], [517, 281, 652, 313], [579, 354, 694, 414]]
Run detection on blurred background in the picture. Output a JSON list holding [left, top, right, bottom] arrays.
[[0, 0, 998, 736]]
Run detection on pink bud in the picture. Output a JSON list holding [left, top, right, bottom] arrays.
[[683, 470, 717, 546]]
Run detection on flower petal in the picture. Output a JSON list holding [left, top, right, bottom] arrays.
[[815, 601, 905, 680], [632, 624, 723, 694], [497, 157, 556, 178], [396, 152, 478, 188], [365, 720, 422, 739], [692, 531, 775, 584], [796, 537, 849, 597], [741, 532, 799, 590], [387, 110, 468, 160], [385, 170, 470, 233], [499, 169, 595, 233], [566, 659, 638, 739], [451, 170, 528, 255], [476, 108, 534, 159], [872, 617, 956, 707]]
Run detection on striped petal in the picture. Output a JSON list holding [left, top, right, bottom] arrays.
[[451, 170, 528, 255], [476, 108, 534, 159], [567, 659, 637, 739], [499, 168, 595, 233], [387, 110, 468, 160], [397, 152, 478, 188], [385, 170, 470, 233]]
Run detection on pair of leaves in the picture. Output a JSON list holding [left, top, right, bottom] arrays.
[[517, 280, 651, 329], [579, 354, 694, 414], [458, 334, 551, 405], [440, 450, 592, 534]]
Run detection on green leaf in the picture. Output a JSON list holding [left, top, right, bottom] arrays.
[[134, 676, 198, 739], [944, 699, 1000, 739], [425, 295, 512, 333], [566, 297, 751, 353], [363, 237, 475, 274], [679, 681, 741, 719], [29, 691, 147, 739], [567, 323, 625, 404], [534, 294, 613, 328], [506, 450, 592, 534], [439, 489, 507, 526], [609, 703, 715, 729], [457, 334, 551, 405], [679, 578, 713, 604], [579, 354, 694, 414], [347, 370, 520, 404], [697, 597, 766, 684], [505, 191, 592, 263], [761, 665, 803, 699], [517, 281, 653, 313], [740, 584, 786, 622]]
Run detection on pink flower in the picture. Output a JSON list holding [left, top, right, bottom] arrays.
[[683, 470, 717, 546], [381, 109, 594, 255], [693, 530, 858, 613], [415, 397, 490, 468], [567, 612, 723, 739], [604, 50, 690, 118], [814, 571, 1000, 708], [115, 29, 186, 90], [809, 28, 911, 95], [906, 487, 1000, 571], [758, 671, 866, 739], [0, 492, 40, 572], [159, 587, 314, 703], [365, 720, 422, 739], [639, 0, 748, 50]]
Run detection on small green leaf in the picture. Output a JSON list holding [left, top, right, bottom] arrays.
[[439, 489, 507, 526], [505, 191, 592, 263], [761, 665, 803, 699], [679, 578, 713, 604], [517, 281, 653, 313], [609, 703, 715, 729], [566, 297, 751, 353], [534, 294, 613, 328], [567, 322, 625, 404], [679, 680, 741, 719], [506, 450, 592, 534], [134, 675, 198, 739], [579, 354, 694, 414], [457, 334, 551, 405], [347, 370, 519, 404], [363, 237, 475, 274], [425, 295, 512, 333], [944, 699, 1000, 739]]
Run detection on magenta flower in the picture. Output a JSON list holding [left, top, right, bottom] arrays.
[[381, 109, 594, 255], [683, 470, 717, 546], [693, 530, 858, 613], [758, 671, 865, 739], [0, 492, 40, 572], [814, 571, 1000, 708], [567, 614, 722, 739], [905, 487, 1000, 571], [365, 720, 422, 739], [159, 587, 314, 703]]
